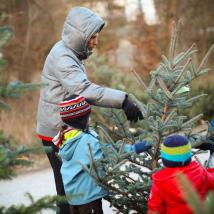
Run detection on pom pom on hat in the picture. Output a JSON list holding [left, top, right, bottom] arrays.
[[161, 135, 192, 167]]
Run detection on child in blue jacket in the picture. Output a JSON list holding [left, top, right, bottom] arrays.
[[53, 95, 151, 214]]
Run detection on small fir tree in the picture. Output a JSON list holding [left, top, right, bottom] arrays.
[[84, 23, 214, 213]]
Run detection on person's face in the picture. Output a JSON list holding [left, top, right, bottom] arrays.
[[87, 33, 99, 50]]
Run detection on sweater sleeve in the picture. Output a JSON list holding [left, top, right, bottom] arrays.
[[147, 182, 166, 214], [206, 168, 214, 190]]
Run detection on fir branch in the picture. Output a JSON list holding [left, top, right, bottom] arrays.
[[147, 76, 156, 95], [157, 77, 173, 99], [87, 143, 103, 182], [0, 81, 41, 98], [118, 141, 126, 155], [163, 109, 177, 125], [110, 159, 128, 172], [97, 125, 118, 153], [172, 43, 197, 68], [182, 114, 203, 128], [131, 69, 147, 90], [0, 26, 13, 48], [169, 21, 179, 61], [197, 44, 214, 74], [0, 145, 43, 180], [106, 180, 132, 199], [127, 156, 152, 170], [150, 94, 165, 106], [119, 171, 136, 183], [152, 103, 169, 169], [189, 60, 197, 78], [160, 63, 170, 73], [171, 82, 185, 96], [197, 68, 211, 76], [171, 58, 191, 91], [0, 194, 64, 214], [161, 55, 171, 70], [111, 110, 134, 141], [185, 94, 207, 104]]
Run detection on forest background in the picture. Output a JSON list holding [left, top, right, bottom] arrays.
[[0, 0, 214, 169]]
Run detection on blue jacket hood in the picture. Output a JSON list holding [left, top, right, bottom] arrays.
[[59, 132, 84, 161], [61, 7, 105, 60], [59, 129, 99, 161]]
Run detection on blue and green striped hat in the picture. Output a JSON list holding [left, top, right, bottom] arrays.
[[161, 135, 192, 167]]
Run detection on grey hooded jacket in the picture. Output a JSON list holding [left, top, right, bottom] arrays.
[[36, 7, 126, 138]]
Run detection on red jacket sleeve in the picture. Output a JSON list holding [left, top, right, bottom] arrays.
[[147, 182, 165, 214], [206, 168, 214, 190]]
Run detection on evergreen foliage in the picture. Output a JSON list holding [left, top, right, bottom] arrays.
[[0, 27, 12, 72], [0, 26, 43, 179], [185, 83, 214, 121], [87, 53, 148, 129], [87, 53, 148, 100], [0, 194, 64, 214], [0, 26, 61, 213], [0, 27, 40, 109], [0, 135, 39, 180], [85, 23, 214, 213]]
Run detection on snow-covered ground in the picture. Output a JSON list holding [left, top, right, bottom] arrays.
[[0, 152, 209, 214]]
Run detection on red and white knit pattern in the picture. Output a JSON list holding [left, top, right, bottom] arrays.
[[58, 95, 91, 120]]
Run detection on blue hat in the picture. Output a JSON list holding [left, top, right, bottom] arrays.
[[161, 135, 192, 167]]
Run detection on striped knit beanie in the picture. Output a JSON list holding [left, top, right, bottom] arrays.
[[161, 135, 192, 167], [58, 95, 91, 130]]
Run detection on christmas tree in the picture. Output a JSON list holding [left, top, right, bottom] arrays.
[[84, 23, 214, 213]]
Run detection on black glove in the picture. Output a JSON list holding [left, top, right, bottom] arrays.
[[122, 96, 143, 122], [197, 118, 214, 155], [197, 143, 214, 155]]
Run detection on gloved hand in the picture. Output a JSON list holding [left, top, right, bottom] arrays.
[[197, 118, 214, 155], [122, 96, 143, 122], [197, 143, 214, 155], [134, 140, 152, 153]]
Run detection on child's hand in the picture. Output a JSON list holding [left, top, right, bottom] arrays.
[[134, 141, 152, 153]]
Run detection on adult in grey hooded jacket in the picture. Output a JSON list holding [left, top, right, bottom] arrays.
[[37, 7, 143, 139], [36, 7, 143, 214]]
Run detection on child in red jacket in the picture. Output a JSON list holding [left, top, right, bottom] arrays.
[[148, 134, 214, 214]]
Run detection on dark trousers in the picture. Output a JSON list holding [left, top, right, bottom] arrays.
[[42, 140, 70, 214], [70, 199, 103, 214]]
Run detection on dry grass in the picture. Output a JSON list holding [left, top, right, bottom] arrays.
[[0, 90, 40, 146]]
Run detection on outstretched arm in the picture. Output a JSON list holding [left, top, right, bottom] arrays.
[[56, 64, 143, 122], [123, 140, 152, 154], [195, 117, 214, 154]]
